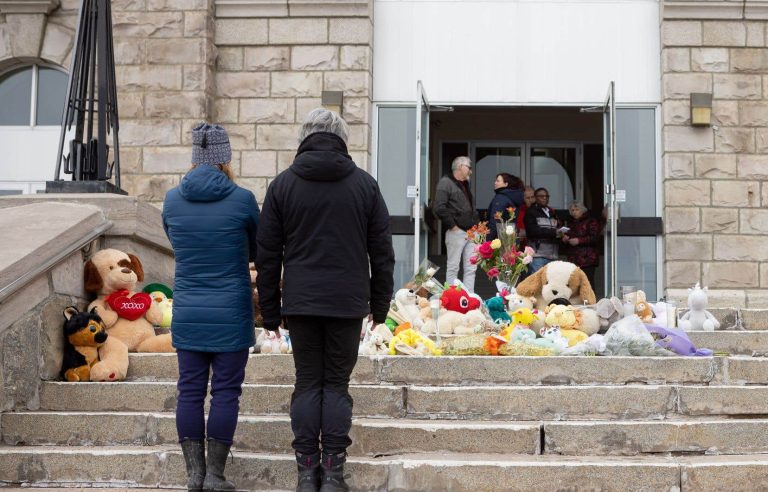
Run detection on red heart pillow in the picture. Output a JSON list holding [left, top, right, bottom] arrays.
[[105, 290, 152, 321]]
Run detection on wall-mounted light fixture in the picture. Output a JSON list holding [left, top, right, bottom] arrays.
[[690, 93, 712, 127], [321, 91, 344, 115]]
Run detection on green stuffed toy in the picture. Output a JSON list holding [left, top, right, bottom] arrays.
[[485, 296, 511, 324], [142, 283, 173, 328]]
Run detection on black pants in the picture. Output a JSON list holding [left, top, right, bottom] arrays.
[[581, 265, 596, 290], [286, 315, 361, 455]]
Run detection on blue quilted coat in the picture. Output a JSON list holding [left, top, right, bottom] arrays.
[[162, 165, 260, 352]]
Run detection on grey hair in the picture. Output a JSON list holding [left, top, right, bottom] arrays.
[[451, 156, 471, 171], [568, 201, 588, 214], [298, 108, 349, 144]]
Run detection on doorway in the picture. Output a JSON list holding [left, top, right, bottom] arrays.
[[428, 107, 605, 298], [375, 102, 662, 300]]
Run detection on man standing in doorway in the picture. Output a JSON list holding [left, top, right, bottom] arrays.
[[524, 187, 559, 273], [433, 156, 479, 292]]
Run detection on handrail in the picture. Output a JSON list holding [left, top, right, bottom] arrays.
[[0, 220, 114, 304]]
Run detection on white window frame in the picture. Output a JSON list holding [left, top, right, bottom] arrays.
[[0, 63, 67, 129]]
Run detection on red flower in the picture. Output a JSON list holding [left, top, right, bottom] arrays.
[[478, 242, 494, 259], [487, 267, 500, 278], [469, 255, 479, 265]]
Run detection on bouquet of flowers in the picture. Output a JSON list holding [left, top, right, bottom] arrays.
[[467, 208, 535, 293]]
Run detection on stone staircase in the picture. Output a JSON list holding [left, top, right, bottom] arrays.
[[4, 329, 768, 490]]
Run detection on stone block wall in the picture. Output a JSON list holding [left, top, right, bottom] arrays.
[[662, 3, 768, 307], [212, 3, 373, 204]]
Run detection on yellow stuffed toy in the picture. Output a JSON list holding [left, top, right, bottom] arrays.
[[510, 308, 542, 327], [544, 304, 588, 347], [388, 328, 441, 356]]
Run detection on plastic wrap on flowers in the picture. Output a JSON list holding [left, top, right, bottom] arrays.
[[404, 258, 440, 297], [561, 334, 606, 356], [498, 341, 559, 357], [602, 315, 674, 356], [440, 334, 492, 356]]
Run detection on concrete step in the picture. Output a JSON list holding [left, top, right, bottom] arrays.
[[544, 419, 768, 456], [37, 382, 768, 420], [0, 412, 540, 456], [406, 385, 768, 420], [8, 411, 768, 458], [4, 446, 768, 491], [688, 330, 768, 356], [126, 352, 768, 385], [38, 382, 403, 417]]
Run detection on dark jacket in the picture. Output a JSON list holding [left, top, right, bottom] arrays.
[[564, 215, 601, 267], [486, 188, 524, 240], [433, 176, 478, 231], [524, 203, 559, 259], [255, 132, 395, 330], [162, 165, 260, 352]]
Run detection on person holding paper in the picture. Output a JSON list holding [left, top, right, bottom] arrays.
[[523, 187, 559, 273]]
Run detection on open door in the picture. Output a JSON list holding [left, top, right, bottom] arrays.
[[413, 81, 430, 272], [603, 81, 617, 297]]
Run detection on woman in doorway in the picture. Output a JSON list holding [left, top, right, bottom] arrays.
[[562, 201, 600, 289], [486, 172, 524, 241]]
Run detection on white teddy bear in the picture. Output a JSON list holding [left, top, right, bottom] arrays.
[[679, 283, 720, 332]]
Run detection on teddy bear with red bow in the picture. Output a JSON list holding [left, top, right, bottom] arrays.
[[84, 249, 174, 353]]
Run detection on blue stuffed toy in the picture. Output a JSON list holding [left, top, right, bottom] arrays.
[[485, 296, 511, 324]]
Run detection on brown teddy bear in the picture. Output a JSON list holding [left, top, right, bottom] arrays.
[[61, 306, 129, 382], [84, 248, 175, 353]]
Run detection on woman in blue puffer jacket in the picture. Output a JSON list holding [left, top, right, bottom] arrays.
[[162, 123, 260, 492], [487, 172, 525, 241]]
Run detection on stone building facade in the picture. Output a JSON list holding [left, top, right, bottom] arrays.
[[0, 0, 767, 303], [662, 1, 768, 306]]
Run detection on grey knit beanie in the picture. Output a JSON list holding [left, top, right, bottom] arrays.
[[191, 122, 232, 166]]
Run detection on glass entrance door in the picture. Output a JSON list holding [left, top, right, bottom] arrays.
[[529, 145, 578, 212], [414, 81, 430, 272], [472, 145, 522, 221], [603, 81, 617, 297]]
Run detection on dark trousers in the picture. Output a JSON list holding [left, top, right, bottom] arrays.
[[581, 265, 596, 290], [176, 348, 249, 445], [287, 316, 361, 455]]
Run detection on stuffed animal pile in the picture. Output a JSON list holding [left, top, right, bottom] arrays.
[[60, 306, 128, 382], [65, 248, 175, 381], [84, 249, 175, 354]]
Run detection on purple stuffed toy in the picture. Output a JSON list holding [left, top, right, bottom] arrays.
[[645, 324, 713, 356]]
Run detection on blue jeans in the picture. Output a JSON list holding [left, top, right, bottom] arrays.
[[530, 257, 553, 275], [176, 348, 249, 444]]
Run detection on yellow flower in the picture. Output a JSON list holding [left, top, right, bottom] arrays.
[[490, 239, 502, 250]]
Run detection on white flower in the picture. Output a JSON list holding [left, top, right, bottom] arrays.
[[426, 267, 437, 277], [505, 225, 515, 235]]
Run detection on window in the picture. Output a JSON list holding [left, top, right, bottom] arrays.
[[0, 64, 69, 189], [0, 64, 68, 127]]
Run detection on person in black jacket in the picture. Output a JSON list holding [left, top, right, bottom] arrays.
[[256, 108, 395, 492], [486, 172, 524, 241], [524, 187, 560, 273]]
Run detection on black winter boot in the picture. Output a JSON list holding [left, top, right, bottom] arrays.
[[319, 451, 349, 492], [295, 451, 321, 492], [202, 438, 236, 491], [180, 439, 206, 491]]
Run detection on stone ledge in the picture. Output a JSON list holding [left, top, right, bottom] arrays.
[[0, 0, 58, 14], [664, 1, 768, 20], [214, 0, 370, 18], [0, 201, 105, 294], [0, 194, 171, 254]]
